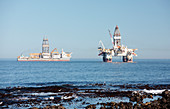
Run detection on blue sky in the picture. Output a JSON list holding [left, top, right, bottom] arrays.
[[0, 0, 170, 59]]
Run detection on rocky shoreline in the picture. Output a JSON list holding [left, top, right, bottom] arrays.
[[0, 84, 170, 109]]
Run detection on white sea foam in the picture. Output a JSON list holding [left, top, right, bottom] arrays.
[[19, 97, 29, 100], [143, 89, 170, 94], [61, 94, 77, 100], [43, 96, 55, 100], [13, 97, 36, 100], [25, 92, 58, 96], [49, 96, 54, 100]]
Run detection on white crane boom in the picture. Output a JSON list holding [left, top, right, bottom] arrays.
[[99, 40, 105, 49], [108, 29, 114, 46]]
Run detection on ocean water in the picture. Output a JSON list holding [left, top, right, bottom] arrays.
[[0, 59, 170, 89]]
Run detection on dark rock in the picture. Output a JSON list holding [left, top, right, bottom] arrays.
[[161, 97, 167, 103], [162, 90, 170, 99], [110, 102, 116, 106], [136, 96, 141, 103], [82, 101, 86, 105], [31, 107, 38, 109], [86, 104, 96, 109], [148, 94, 153, 99], [130, 96, 135, 102]]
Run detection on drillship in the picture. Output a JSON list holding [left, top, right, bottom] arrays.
[[17, 38, 72, 61], [98, 25, 137, 62]]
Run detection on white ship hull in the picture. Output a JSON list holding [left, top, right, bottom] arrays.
[[17, 58, 71, 61]]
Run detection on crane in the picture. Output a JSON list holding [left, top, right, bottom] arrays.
[[51, 48, 59, 54], [108, 29, 114, 46], [98, 40, 105, 50]]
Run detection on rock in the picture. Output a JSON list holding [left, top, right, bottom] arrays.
[[57, 106, 66, 109], [136, 96, 141, 103], [145, 102, 151, 106], [86, 102, 90, 104], [130, 91, 144, 103], [41, 105, 66, 109], [162, 90, 170, 99], [147, 104, 151, 108], [51, 105, 57, 109], [130, 96, 135, 102], [148, 94, 153, 99], [110, 102, 116, 106], [86, 104, 96, 109], [82, 101, 86, 105], [161, 97, 167, 103], [31, 107, 38, 109], [115, 104, 118, 109]]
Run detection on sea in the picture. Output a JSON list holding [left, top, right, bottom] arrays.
[[0, 58, 170, 89], [0, 58, 170, 108]]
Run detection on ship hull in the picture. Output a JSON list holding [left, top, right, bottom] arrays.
[[17, 58, 70, 62]]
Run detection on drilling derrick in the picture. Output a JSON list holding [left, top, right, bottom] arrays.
[[114, 25, 121, 47], [42, 38, 50, 58], [98, 25, 137, 62]]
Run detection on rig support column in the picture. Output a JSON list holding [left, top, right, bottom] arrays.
[[103, 52, 112, 62], [123, 56, 133, 62]]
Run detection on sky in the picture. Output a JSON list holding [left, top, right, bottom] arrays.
[[0, 0, 170, 59]]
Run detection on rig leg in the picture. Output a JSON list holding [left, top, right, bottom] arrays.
[[123, 56, 128, 62], [123, 56, 133, 62], [103, 53, 112, 62], [128, 56, 133, 62], [103, 57, 112, 62]]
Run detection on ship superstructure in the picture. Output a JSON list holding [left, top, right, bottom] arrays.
[[17, 38, 72, 61], [98, 25, 137, 62]]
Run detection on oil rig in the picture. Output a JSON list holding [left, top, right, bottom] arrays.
[[98, 25, 137, 62], [17, 38, 72, 61]]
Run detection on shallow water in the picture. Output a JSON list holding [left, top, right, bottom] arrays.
[[0, 59, 170, 88]]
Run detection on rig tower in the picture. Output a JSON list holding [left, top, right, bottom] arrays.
[[114, 25, 121, 47], [42, 37, 50, 58]]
